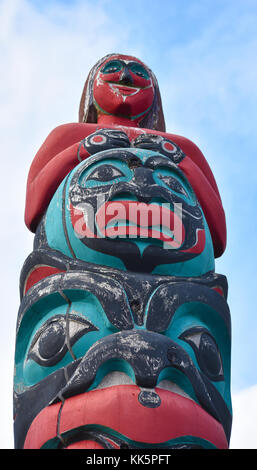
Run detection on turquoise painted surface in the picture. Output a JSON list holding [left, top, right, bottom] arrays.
[[44, 149, 215, 277], [14, 284, 231, 416], [14, 289, 117, 390]]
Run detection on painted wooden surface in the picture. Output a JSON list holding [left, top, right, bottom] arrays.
[[14, 54, 231, 449]]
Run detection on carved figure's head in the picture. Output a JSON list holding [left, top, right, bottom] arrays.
[[79, 53, 166, 131], [14, 266, 232, 449], [43, 145, 214, 277]]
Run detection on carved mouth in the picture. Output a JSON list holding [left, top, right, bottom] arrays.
[[108, 83, 141, 96], [95, 200, 185, 248], [71, 200, 186, 249], [24, 384, 228, 449], [70, 199, 206, 257]]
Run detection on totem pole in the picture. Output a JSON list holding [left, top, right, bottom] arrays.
[[14, 54, 232, 449]]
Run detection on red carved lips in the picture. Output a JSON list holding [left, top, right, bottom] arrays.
[[96, 201, 185, 248], [24, 385, 228, 449], [70, 200, 205, 254], [108, 83, 142, 96], [71, 200, 186, 249]]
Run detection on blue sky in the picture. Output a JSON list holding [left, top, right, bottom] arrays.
[[1, 0, 257, 448]]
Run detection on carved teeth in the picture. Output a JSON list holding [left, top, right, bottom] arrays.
[[94, 372, 192, 401]]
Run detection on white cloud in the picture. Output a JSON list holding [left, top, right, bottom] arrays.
[[230, 384, 257, 449]]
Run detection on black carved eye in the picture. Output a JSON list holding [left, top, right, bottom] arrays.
[[28, 314, 98, 367], [158, 174, 189, 198], [179, 327, 224, 381], [86, 164, 125, 183]]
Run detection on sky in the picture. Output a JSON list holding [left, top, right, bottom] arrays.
[[1, 0, 257, 449]]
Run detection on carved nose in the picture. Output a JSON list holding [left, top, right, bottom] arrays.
[[133, 167, 155, 186], [57, 329, 231, 442], [119, 66, 133, 85], [60, 330, 177, 398]]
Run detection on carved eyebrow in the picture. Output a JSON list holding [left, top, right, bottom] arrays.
[[146, 281, 231, 337], [77, 151, 174, 173], [144, 155, 178, 171], [17, 271, 134, 333], [76, 150, 143, 173], [144, 156, 193, 190]]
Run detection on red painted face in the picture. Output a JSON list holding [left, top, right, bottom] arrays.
[[93, 55, 155, 122]]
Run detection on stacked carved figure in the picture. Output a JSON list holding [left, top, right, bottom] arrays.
[[14, 54, 232, 449]]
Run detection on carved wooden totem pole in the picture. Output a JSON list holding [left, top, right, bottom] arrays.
[[14, 54, 232, 449]]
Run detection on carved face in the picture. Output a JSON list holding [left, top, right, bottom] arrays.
[[14, 265, 232, 449], [93, 54, 155, 122], [44, 147, 214, 276]]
